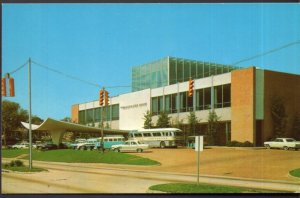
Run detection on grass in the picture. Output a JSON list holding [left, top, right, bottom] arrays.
[[149, 183, 275, 193], [2, 164, 47, 172], [7, 149, 161, 165], [289, 168, 300, 178], [1, 149, 29, 158]]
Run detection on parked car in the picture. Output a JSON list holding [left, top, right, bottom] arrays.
[[70, 139, 87, 149], [37, 142, 58, 150], [264, 138, 300, 150], [11, 142, 29, 149], [111, 140, 149, 153]]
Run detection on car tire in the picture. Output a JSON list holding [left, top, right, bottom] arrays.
[[265, 145, 271, 149], [137, 148, 143, 153], [80, 146, 85, 151], [283, 146, 289, 151], [114, 148, 120, 152], [160, 141, 166, 149]]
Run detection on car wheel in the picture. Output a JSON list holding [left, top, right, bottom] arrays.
[[114, 148, 120, 152], [160, 141, 166, 149], [265, 144, 271, 149], [137, 148, 143, 153], [283, 146, 289, 151], [80, 146, 85, 150]]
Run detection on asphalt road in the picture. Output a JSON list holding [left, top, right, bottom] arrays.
[[2, 159, 300, 193]]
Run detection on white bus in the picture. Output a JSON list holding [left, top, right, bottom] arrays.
[[128, 128, 184, 148]]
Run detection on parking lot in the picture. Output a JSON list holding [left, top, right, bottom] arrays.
[[128, 147, 300, 181]]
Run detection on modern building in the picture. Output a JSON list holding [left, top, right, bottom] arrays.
[[71, 56, 300, 146]]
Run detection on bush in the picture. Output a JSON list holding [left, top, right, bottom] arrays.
[[226, 141, 253, 147], [9, 160, 24, 167]]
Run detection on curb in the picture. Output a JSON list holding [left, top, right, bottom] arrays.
[[146, 189, 167, 194]]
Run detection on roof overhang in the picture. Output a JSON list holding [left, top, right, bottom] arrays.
[[21, 118, 129, 135]]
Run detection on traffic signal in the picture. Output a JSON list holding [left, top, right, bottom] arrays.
[[99, 89, 104, 106], [1, 78, 6, 96], [104, 91, 109, 106], [9, 78, 15, 97], [188, 79, 194, 97]]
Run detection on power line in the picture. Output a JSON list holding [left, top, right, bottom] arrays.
[[8, 60, 29, 75], [231, 40, 300, 66]]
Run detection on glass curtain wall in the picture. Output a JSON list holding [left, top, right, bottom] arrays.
[[132, 58, 168, 91], [78, 104, 120, 124]]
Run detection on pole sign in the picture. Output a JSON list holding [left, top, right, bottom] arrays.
[[195, 136, 203, 152]]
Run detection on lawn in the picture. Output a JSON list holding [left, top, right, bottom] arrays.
[[2, 149, 29, 158], [149, 183, 276, 193], [289, 168, 300, 178], [4, 149, 160, 165]]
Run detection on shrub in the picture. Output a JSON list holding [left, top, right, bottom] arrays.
[[9, 160, 24, 167], [226, 141, 253, 147]]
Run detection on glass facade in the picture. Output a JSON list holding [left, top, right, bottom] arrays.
[[132, 58, 168, 92], [132, 56, 238, 91], [79, 104, 120, 124], [150, 84, 231, 115]]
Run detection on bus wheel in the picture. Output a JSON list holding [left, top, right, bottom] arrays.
[[160, 141, 166, 149]]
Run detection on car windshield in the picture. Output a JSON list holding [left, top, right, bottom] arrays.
[[286, 138, 296, 142]]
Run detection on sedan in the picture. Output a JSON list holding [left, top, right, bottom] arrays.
[[111, 140, 149, 153]]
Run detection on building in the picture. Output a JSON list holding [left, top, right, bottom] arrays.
[[71, 56, 300, 146]]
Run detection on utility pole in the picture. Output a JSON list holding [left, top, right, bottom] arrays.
[[28, 58, 32, 170], [100, 88, 105, 153]]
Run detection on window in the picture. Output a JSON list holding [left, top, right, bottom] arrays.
[[171, 93, 177, 113], [151, 97, 158, 115], [196, 89, 204, 110], [79, 111, 86, 124], [286, 139, 296, 142], [197, 62, 204, 78], [131, 142, 137, 145], [112, 104, 119, 120], [134, 133, 142, 137], [223, 84, 231, 107], [177, 60, 183, 82], [169, 58, 177, 85], [143, 133, 151, 137], [183, 61, 190, 82], [191, 62, 197, 79], [165, 95, 171, 113], [94, 108, 101, 122], [153, 132, 161, 137], [204, 87, 211, 109], [187, 93, 193, 111], [180, 92, 187, 112], [86, 109, 94, 123], [214, 85, 222, 108], [125, 142, 130, 145]]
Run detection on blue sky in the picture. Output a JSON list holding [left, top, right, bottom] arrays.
[[3, 3, 300, 120]]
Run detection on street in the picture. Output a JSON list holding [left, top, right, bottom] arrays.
[[2, 158, 300, 193]]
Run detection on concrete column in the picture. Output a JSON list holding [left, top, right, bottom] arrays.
[[50, 130, 65, 146]]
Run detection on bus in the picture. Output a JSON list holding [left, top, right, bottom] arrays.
[[94, 135, 125, 150], [128, 128, 184, 148]]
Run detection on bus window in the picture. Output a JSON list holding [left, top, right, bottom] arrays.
[[104, 139, 108, 142], [135, 133, 142, 137], [153, 132, 161, 137], [129, 134, 134, 138], [109, 138, 113, 142], [143, 133, 151, 137]]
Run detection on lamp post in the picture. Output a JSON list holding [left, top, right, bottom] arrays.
[[28, 58, 33, 170]]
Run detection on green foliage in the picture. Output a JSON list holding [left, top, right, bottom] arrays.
[[2, 100, 25, 146], [206, 110, 221, 146], [292, 113, 300, 140], [105, 122, 110, 129], [289, 168, 300, 178], [171, 118, 184, 130], [61, 117, 71, 122], [9, 160, 24, 167], [226, 141, 253, 147], [143, 110, 153, 129], [271, 96, 287, 138], [149, 183, 272, 193], [2, 163, 47, 172], [156, 112, 171, 128], [188, 112, 199, 136]]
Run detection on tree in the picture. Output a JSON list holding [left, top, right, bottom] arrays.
[[105, 122, 110, 129], [156, 112, 171, 128], [293, 113, 300, 140], [188, 112, 200, 137], [2, 100, 27, 146], [32, 115, 44, 125], [271, 96, 287, 138], [61, 117, 71, 122], [143, 110, 153, 129], [206, 110, 221, 146]]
